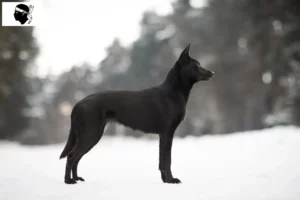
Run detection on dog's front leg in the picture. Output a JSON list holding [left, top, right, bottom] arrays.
[[159, 133, 181, 184]]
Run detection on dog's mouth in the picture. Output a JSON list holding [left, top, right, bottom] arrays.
[[197, 71, 214, 81]]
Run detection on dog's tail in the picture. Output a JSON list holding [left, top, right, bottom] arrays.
[[59, 128, 76, 159]]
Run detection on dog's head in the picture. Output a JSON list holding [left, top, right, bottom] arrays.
[[177, 44, 214, 84]]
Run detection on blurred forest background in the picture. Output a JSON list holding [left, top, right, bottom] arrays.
[[0, 0, 300, 145]]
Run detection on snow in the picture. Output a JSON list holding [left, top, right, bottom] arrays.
[[1, 126, 300, 200]]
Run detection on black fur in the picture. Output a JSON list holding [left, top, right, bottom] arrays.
[[60, 44, 214, 184]]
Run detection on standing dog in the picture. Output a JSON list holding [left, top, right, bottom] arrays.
[[60, 44, 214, 184]]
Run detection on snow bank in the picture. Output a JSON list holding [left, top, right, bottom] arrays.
[[0, 126, 299, 200]]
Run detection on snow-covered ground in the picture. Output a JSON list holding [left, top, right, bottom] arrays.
[[1, 126, 300, 200]]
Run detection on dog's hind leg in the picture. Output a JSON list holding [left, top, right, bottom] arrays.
[[65, 140, 93, 184], [71, 123, 105, 182], [64, 152, 77, 184], [64, 119, 102, 184], [64, 139, 92, 184]]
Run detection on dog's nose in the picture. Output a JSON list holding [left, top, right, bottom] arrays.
[[210, 71, 215, 77]]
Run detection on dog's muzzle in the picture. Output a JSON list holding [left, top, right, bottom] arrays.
[[198, 71, 214, 81]]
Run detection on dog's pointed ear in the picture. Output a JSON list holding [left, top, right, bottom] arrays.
[[184, 43, 191, 55], [178, 43, 191, 65]]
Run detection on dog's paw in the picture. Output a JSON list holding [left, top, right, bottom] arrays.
[[64, 178, 77, 184], [166, 178, 182, 184], [171, 178, 182, 184], [74, 177, 85, 182]]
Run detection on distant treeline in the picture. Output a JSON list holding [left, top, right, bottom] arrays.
[[0, 0, 299, 144]]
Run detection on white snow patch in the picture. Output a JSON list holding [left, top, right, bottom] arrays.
[[0, 126, 300, 200]]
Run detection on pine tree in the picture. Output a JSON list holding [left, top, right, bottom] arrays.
[[0, 0, 39, 140]]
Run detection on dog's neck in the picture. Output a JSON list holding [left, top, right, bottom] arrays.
[[162, 61, 192, 103]]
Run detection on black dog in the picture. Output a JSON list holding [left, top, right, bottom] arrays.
[[60, 44, 214, 184]]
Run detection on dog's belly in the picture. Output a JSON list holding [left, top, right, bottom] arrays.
[[105, 105, 166, 134], [114, 112, 165, 134]]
